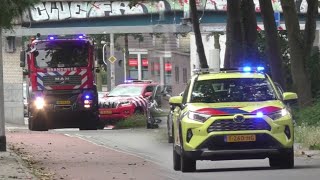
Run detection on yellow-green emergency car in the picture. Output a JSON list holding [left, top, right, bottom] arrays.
[[170, 67, 297, 172]]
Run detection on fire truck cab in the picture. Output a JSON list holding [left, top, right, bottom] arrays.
[[20, 34, 99, 131]]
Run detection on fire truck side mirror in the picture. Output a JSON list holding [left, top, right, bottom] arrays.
[[20, 50, 26, 67]]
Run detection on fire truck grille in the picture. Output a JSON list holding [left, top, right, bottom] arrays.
[[42, 75, 82, 86]]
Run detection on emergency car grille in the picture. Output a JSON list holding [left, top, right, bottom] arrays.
[[99, 102, 118, 108], [207, 118, 271, 132], [42, 75, 81, 86]]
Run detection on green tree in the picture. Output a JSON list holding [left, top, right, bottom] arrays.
[[0, 0, 39, 151], [280, 0, 318, 107]]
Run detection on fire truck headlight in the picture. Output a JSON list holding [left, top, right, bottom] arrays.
[[84, 99, 92, 108], [35, 97, 45, 109]]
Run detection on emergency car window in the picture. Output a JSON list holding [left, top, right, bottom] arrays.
[[190, 78, 276, 103], [33, 41, 89, 68], [146, 86, 154, 93], [108, 86, 144, 97]]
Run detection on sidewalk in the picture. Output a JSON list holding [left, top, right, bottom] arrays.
[[0, 149, 36, 180], [3, 123, 170, 180]]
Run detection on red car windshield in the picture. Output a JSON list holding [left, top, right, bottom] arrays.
[[108, 85, 144, 97], [33, 41, 89, 68]]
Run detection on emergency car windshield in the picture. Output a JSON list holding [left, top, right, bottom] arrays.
[[108, 85, 144, 97], [190, 78, 276, 103], [33, 41, 89, 68]]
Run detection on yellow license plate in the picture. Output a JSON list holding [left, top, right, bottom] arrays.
[[226, 135, 256, 142], [56, 100, 71, 105], [100, 110, 112, 115]]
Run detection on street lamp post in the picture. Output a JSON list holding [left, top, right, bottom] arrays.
[[0, 29, 6, 151], [110, 33, 115, 89]]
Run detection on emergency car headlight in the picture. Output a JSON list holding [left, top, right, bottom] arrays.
[[188, 111, 211, 123], [35, 97, 45, 109], [268, 109, 290, 120]]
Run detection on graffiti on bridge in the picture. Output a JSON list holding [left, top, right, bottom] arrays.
[[23, 0, 320, 23]]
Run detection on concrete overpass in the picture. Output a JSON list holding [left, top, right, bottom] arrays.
[[3, 0, 320, 36]]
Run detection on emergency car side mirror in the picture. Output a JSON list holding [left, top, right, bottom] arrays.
[[283, 92, 298, 105], [20, 50, 26, 67], [169, 96, 183, 108]]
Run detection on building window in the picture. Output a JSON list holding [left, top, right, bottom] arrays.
[[183, 68, 187, 83], [5, 36, 16, 53], [175, 66, 179, 83]]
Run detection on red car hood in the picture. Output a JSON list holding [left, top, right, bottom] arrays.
[[99, 96, 149, 108]]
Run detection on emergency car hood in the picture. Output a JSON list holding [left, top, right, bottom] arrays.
[[99, 95, 148, 108], [188, 100, 285, 115], [101, 96, 144, 102]]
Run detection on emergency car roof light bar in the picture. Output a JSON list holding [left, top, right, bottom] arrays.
[[48, 36, 55, 40], [193, 68, 220, 74], [193, 67, 265, 75], [124, 80, 153, 84], [133, 80, 153, 83]]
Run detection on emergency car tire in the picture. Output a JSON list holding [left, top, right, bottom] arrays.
[[180, 153, 196, 172], [173, 146, 181, 171], [28, 113, 48, 131], [167, 123, 173, 143], [269, 148, 294, 169]]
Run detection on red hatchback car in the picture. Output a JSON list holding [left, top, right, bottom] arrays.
[[98, 80, 159, 126]]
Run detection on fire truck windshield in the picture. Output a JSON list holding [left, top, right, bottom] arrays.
[[33, 40, 89, 68]]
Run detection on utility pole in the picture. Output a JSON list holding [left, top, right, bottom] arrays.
[[0, 29, 6, 151], [110, 33, 115, 89]]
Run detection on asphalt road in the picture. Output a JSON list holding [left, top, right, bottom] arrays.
[[49, 120, 320, 180]]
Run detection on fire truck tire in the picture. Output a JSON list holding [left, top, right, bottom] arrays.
[[79, 112, 98, 130], [28, 113, 48, 131]]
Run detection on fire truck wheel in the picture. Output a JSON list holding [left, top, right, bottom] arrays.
[[28, 113, 48, 131], [79, 112, 98, 130]]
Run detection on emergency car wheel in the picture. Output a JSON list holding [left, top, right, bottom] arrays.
[[180, 151, 196, 172], [269, 147, 294, 169], [172, 130, 181, 171], [28, 112, 48, 131], [173, 146, 181, 171]]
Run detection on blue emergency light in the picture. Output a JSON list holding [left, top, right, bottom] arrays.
[[242, 66, 265, 72], [243, 66, 252, 72], [256, 111, 264, 118], [48, 36, 55, 40]]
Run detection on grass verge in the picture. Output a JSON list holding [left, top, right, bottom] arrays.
[[114, 114, 147, 129], [295, 125, 320, 150]]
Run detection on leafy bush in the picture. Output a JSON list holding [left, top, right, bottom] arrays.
[[114, 114, 147, 129], [293, 100, 320, 126]]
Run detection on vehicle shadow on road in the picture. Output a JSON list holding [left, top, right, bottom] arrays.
[[196, 165, 320, 173]]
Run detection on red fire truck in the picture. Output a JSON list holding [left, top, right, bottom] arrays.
[[20, 34, 99, 131]]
